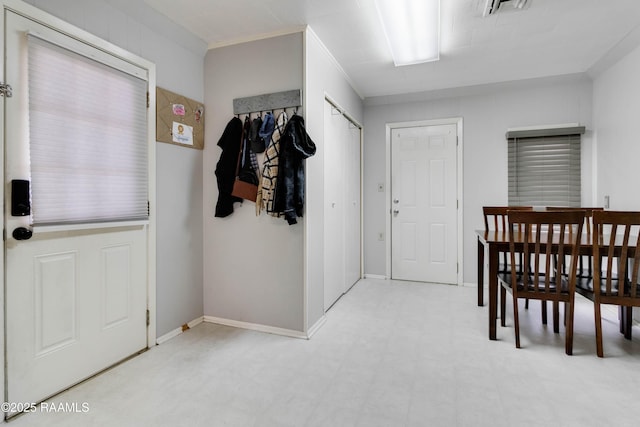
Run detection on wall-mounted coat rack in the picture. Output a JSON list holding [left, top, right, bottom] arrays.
[[233, 89, 301, 116]]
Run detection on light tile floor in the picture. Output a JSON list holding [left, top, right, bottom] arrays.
[[7, 278, 640, 426]]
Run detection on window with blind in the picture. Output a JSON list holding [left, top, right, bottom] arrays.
[[507, 126, 584, 207], [27, 34, 149, 226]]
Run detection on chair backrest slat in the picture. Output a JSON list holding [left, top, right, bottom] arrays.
[[544, 225, 553, 292]]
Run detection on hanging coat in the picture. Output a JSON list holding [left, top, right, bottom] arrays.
[[273, 114, 316, 225], [214, 117, 243, 217], [257, 111, 288, 217]]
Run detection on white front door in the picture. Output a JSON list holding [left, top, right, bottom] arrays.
[[4, 11, 150, 415], [391, 124, 457, 283]]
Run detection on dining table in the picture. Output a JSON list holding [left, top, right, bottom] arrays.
[[475, 229, 636, 341]]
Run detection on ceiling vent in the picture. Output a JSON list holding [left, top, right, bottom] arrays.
[[483, 0, 530, 17]]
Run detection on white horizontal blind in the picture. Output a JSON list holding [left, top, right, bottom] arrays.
[[508, 134, 581, 207], [28, 35, 148, 225]]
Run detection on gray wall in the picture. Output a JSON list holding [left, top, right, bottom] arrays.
[[25, 0, 208, 336], [363, 74, 594, 284], [203, 33, 305, 332]]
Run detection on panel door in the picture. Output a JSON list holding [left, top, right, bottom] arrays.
[[324, 100, 345, 310], [344, 120, 361, 291], [4, 11, 149, 414], [323, 100, 362, 310], [391, 124, 457, 283]]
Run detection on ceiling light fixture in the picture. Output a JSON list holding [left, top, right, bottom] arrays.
[[374, 0, 440, 67]]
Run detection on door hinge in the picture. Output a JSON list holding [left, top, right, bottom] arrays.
[[146, 91, 150, 108], [146, 309, 150, 326], [147, 201, 150, 216], [0, 82, 13, 98]]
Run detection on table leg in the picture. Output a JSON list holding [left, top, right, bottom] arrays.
[[477, 237, 484, 306], [489, 246, 498, 340]]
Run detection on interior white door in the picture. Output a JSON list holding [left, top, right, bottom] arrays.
[[324, 101, 345, 310], [391, 124, 457, 283], [4, 11, 149, 414], [344, 121, 361, 292], [323, 100, 361, 310]]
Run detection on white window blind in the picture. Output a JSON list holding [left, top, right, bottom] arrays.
[[508, 129, 583, 207], [28, 35, 148, 226]]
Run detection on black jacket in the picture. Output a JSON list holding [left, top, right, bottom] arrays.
[[214, 117, 243, 217], [274, 114, 316, 224]]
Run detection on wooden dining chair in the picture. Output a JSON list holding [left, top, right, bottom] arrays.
[[483, 206, 554, 325], [546, 207, 605, 328], [498, 210, 585, 355], [547, 207, 605, 285], [575, 210, 640, 357], [483, 206, 532, 278]]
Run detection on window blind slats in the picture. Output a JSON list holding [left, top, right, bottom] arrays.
[[508, 134, 581, 207], [28, 35, 148, 225]]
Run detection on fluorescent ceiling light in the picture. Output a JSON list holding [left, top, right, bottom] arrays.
[[374, 0, 440, 66]]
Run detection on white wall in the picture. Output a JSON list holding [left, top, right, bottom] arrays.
[[304, 28, 364, 330], [203, 33, 305, 332], [363, 74, 594, 284], [593, 42, 640, 211], [592, 40, 640, 322], [23, 0, 207, 336]]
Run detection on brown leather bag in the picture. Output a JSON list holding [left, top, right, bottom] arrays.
[[232, 178, 258, 202]]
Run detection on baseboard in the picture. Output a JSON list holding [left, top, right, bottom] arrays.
[[203, 316, 308, 339], [363, 274, 387, 280], [155, 316, 204, 345], [306, 315, 327, 339]]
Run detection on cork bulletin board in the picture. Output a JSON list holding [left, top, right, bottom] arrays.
[[156, 87, 205, 150]]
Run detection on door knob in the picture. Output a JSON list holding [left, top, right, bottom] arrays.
[[13, 227, 33, 240], [393, 209, 400, 215], [393, 199, 399, 204]]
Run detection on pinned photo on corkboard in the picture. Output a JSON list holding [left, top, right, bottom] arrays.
[[156, 87, 204, 150]]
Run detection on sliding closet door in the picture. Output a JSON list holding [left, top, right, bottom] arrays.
[[344, 120, 361, 292], [323, 99, 361, 311], [324, 101, 344, 310]]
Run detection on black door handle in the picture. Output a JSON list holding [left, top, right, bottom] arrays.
[[13, 227, 33, 240]]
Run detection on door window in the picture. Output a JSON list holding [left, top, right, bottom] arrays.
[[28, 35, 148, 225]]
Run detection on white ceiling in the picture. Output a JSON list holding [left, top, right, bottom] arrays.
[[143, 0, 640, 99]]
